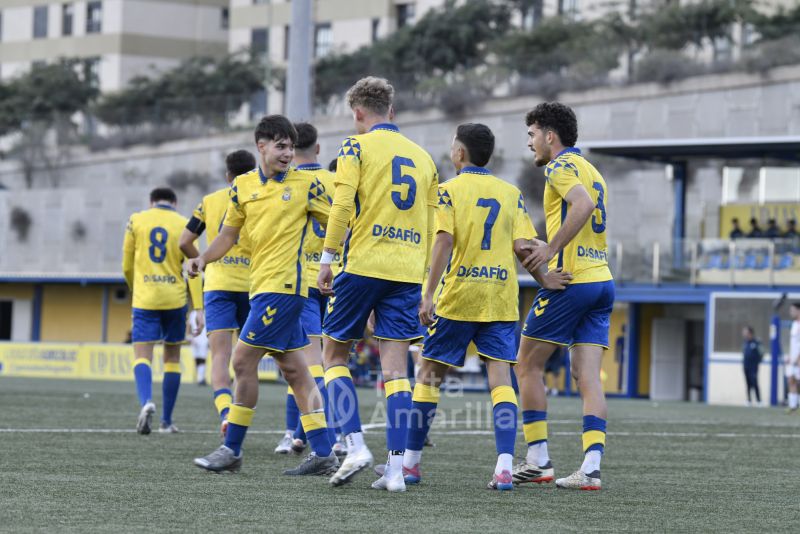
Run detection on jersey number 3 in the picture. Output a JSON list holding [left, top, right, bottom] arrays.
[[149, 227, 168, 263], [591, 182, 607, 234], [391, 156, 417, 210]]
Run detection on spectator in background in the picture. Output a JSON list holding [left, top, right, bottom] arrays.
[[747, 218, 764, 238], [765, 219, 781, 239], [729, 218, 744, 239], [741, 326, 763, 406], [784, 219, 798, 239]]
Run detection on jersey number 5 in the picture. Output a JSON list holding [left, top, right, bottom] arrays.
[[476, 198, 500, 250], [149, 227, 168, 263], [591, 182, 607, 234], [391, 156, 417, 210]]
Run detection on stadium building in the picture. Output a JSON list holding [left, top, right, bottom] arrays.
[[0, 0, 230, 91]]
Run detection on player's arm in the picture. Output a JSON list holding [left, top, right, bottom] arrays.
[[319, 140, 361, 295], [180, 202, 206, 258], [424, 168, 440, 269], [522, 176, 595, 272], [513, 191, 572, 290], [419, 231, 453, 326], [187, 190, 242, 277], [121, 218, 135, 290]]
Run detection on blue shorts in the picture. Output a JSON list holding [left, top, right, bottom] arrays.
[[132, 306, 187, 344], [423, 316, 517, 367], [323, 272, 423, 342], [301, 287, 327, 337], [239, 293, 309, 353], [522, 280, 615, 348], [204, 290, 250, 333]]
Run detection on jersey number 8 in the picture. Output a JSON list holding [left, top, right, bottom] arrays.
[[149, 227, 168, 263]]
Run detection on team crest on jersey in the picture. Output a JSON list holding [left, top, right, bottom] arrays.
[[282, 187, 292, 201]]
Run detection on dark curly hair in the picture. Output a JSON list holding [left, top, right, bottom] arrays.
[[525, 102, 578, 147]]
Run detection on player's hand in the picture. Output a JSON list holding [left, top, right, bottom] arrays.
[[541, 268, 573, 290], [366, 311, 376, 335], [522, 243, 555, 273], [187, 257, 206, 278], [193, 310, 205, 336], [419, 295, 436, 326], [517, 238, 548, 254], [318, 264, 334, 296]]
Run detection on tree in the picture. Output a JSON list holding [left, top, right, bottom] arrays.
[[94, 52, 270, 127], [0, 60, 98, 188], [314, 0, 511, 104]]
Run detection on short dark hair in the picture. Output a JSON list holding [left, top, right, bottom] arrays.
[[732, 217, 739, 223], [456, 123, 495, 168], [792, 302, 800, 310], [769, 218, 777, 224], [254, 115, 297, 145], [750, 217, 758, 225], [744, 325, 755, 335], [225, 150, 256, 178], [294, 122, 318, 151], [525, 102, 578, 147], [328, 158, 338, 172], [150, 187, 177, 204]]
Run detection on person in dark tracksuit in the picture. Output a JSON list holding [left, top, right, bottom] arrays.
[[742, 326, 763, 406]]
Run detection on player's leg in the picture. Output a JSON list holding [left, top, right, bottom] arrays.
[[401, 358, 448, 484], [513, 337, 558, 483], [278, 347, 339, 476], [485, 359, 518, 491], [788, 372, 798, 412], [159, 307, 187, 433], [132, 341, 156, 435], [323, 273, 382, 486], [208, 330, 234, 433], [556, 281, 614, 491]]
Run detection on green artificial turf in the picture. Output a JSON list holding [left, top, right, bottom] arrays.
[[1, 377, 798, 532]]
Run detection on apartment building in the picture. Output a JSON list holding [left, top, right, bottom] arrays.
[[0, 0, 230, 91]]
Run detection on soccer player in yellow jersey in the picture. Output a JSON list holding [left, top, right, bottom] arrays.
[[274, 122, 343, 457], [514, 103, 615, 491], [318, 77, 438, 491], [122, 187, 203, 435], [189, 116, 338, 475], [405, 123, 569, 490], [179, 150, 256, 436]]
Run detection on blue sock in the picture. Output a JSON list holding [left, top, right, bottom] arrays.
[[385, 378, 412, 452], [324, 366, 362, 436], [316, 376, 338, 445], [161, 362, 181, 425], [285, 387, 299, 432], [491, 386, 518, 456], [133, 358, 152, 407], [301, 412, 333, 457], [583, 415, 607, 454], [293, 419, 307, 442], [225, 405, 254, 456], [213, 388, 233, 422], [407, 383, 439, 450]]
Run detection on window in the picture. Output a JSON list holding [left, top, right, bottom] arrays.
[[371, 18, 380, 42], [0, 11, 4, 42], [33, 5, 49, 39], [561, 0, 580, 20], [86, 1, 102, 34], [221, 7, 229, 30], [314, 23, 332, 58], [251, 28, 268, 58], [83, 57, 101, 88], [396, 3, 415, 29], [250, 89, 267, 119], [0, 301, 11, 341], [62, 3, 74, 36], [253, 0, 270, 4]]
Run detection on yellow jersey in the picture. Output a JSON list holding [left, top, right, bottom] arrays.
[[223, 167, 331, 297], [333, 123, 438, 284], [190, 187, 251, 293], [435, 167, 537, 322], [543, 148, 612, 284], [122, 205, 191, 310], [295, 164, 341, 288]]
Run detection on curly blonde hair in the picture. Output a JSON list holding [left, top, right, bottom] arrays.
[[345, 77, 394, 116]]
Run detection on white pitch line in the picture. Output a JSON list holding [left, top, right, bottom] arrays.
[[1, 427, 798, 439]]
